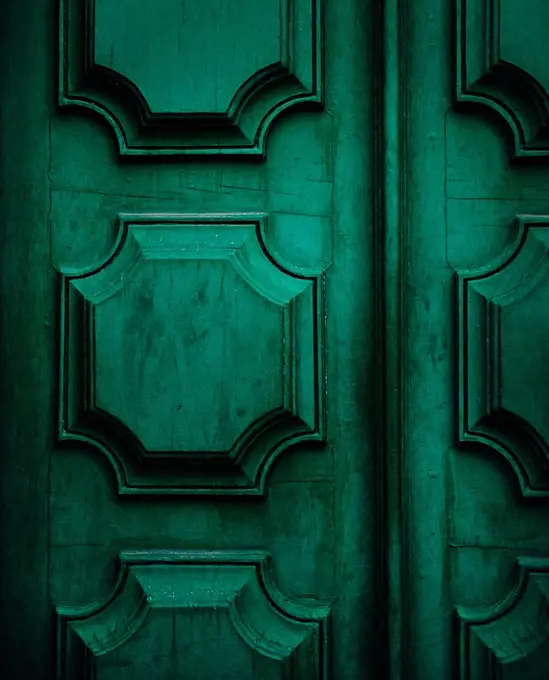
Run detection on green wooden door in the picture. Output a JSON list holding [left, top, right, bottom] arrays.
[[3, 0, 549, 678], [0, 0, 376, 678], [394, 0, 549, 678]]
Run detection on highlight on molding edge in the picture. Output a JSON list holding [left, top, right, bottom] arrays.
[[56, 550, 332, 679], [57, 212, 326, 496], [457, 557, 549, 679], [58, 0, 324, 156], [456, 0, 549, 158], [457, 215, 549, 497]]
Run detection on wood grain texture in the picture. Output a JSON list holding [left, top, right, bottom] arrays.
[[57, 551, 331, 680], [457, 557, 549, 679], [457, 215, 549, 496], [456, 0, 549, 158], [448, 0, 549, 677], [5, 0, 549, 677], [0, 0, 55, 678], [2, 0, 377, 677], [60, 0, 324, 155], [58, 213, 325, 493]]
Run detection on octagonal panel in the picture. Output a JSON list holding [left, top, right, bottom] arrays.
[[457, 216, 549, 495], [56, 551, 331, 680], [59, 0, 323, 155], [58, 213, 325, 494], [94, 257, 286, 453]]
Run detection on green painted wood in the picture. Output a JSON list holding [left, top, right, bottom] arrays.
[[59, 213, 324, 492], [60, 0, 323, 154], [0, 0, 56, 678], [58, 551, 330, 679], [402, 0, 549, 678], [456, 0, 549, 157], [4, 0, 549, 678], [1, 0, 375, 679]]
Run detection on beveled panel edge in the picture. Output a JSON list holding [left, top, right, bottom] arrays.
[[58, 0, 324, 156], [456, 214, 549, 497], [56, 212, 327, 496]]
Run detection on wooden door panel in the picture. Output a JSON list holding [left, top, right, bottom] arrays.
[[60, 0, 323, 154], [57, 551, 330, 680], [58, 212, 325, 493], [457, 0, 549, 158], [400, 0, 549, 678], [452, 0, 549, 673], [457, 215, 549, 495], [0, 0, 375, 678], [14, 0, 549, 677]]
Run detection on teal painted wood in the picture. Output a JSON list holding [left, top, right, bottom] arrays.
[[405, 1, 549, 679], [1, 0, 376, 679], [0, 0, 56, 678], [58, 212, 325, 494], [457, 215, 549, 496], [457, 557, 549, 679], [456, 0, 549, 158], [380, 0, 411, 677], [59, 0, 324, 155], [4, 0, 549, 678], [57, 551, 331, 679]]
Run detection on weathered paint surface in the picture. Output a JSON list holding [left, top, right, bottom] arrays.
[[2, 0, 549, 678]]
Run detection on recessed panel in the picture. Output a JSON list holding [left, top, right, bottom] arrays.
[[58, 213, 325, 494], [457, 217, 549, 494], [56, 551, 331, 680], [60, 0, 323, 154], [94, 258, 285, 453], [456, 0, 549, 157], [94, 0, 282, 114]]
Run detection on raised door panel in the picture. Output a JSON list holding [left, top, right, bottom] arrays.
[[58, 213, 325, 493], [57, 551, 330, 680], [400, 0, 549, 678], [457, 558, 549, 680], [457, 216, 549, 495], [450, 206, 549, 677], [8, 0, 374, 679], [60, 0, 323, 154], [457, 0, 549, 158], [416, 0, 549, 678]]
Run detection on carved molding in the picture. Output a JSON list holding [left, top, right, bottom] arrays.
[[457, 557, 549, 679], [456, 0, 549, 159], [56, 550, 332, 679], [59, 0, 324, 156], [457, 215, 549, 496], [58, 213, 326, 495]]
